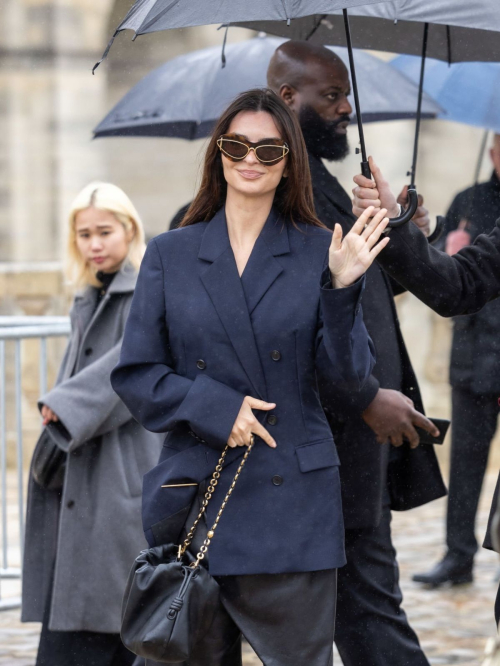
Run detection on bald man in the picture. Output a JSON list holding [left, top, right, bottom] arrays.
[[268, 41, 443, 666]]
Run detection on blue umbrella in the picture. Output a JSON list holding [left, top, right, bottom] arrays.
[[391, 56, 500, 134], [393, 55, 500, 225], [94, 37, 441, 140]]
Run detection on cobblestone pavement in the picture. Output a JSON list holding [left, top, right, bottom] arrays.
[[1, 473, 498, 665]]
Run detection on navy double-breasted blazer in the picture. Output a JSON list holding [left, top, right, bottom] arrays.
[[111, 207, 375, 576]]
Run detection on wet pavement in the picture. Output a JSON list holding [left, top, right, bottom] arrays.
[[1, 473, 498, 665]]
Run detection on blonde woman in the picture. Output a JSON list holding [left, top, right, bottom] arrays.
[[22, 183, 163, 666]]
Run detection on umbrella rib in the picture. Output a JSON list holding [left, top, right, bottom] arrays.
[[279, 0, 290, 24], [305, 14, 328, 41], [140, 0, 182, 33]]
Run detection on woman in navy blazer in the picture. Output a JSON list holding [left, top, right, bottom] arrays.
[[112, 89, 389, 665]]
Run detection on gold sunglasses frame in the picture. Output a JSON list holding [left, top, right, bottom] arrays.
[[217, 136, 290, 164]]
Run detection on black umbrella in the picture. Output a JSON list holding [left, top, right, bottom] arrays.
[[93, 38, 441, 140]]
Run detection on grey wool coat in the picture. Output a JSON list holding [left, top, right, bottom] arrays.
[[21, 262, 164, 633]]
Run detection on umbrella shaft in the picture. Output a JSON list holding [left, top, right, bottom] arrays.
[[410, 22, 429, 188], [342, 9, 369, 173]]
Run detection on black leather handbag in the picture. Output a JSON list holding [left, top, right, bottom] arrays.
[[31, 429, 67, 491], [120, 437, 254, 663]]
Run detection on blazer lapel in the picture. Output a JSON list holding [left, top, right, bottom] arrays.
[[199, 209, 268, 401], [240, 208, 289, 315]]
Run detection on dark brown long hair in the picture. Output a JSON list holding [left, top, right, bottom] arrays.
[[180, 89, 324, 228]]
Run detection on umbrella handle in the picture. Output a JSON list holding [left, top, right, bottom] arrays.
[[360, 160, 371, 180], [427, 215, 445, 245], [387, 187, 419, 228]]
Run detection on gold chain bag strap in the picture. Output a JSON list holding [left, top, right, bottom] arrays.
[[178, 434, 255, 567], [121, 435, 255, 662]]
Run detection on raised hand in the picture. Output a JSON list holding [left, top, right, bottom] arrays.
[[329, 206, 390, 289]]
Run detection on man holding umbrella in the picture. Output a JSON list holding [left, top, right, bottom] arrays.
[[410, 134, 500, 588], [267, 40, 444, 666]]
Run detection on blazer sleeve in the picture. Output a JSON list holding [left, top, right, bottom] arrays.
[[39, 341, 132, 452], [318, 373, 380, 421], [315, 262, 376, 392], [110, 239, 246, 450], [376, 217, 500, 317]]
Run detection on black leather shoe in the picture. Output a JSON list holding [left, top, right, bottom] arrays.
[[412, 555, 473, 587]]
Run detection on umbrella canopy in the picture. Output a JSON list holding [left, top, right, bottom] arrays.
[[107, 0, 386, 36], [93, 0, 389, 72], [94, 37, 441, 140], [392, 57, 500, 134], [239, 0, 500, 62]]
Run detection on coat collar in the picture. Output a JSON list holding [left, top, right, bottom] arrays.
[[308, 152, 355, 225], [198, 207, 289, 401], [106, 260, 137, 294], [75, 260, 137, 304], [72, 261, 137, 337]]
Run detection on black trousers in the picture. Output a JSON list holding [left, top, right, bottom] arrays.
[[36, 567, 136, 666], [335, 497, 429, 666], [447, 387, 499, 562], [36, 604, 136, 666]]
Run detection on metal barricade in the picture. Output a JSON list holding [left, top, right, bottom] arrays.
[[0, 316, 71, 610]]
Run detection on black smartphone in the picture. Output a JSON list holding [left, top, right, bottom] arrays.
[[413, 417, 450, 445]]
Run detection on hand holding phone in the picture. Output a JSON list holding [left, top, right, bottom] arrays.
[[411, 417, 450, 446]]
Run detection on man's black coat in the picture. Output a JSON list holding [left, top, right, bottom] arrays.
[[374, 193, 500, 551], [309, 153, 446, 529]]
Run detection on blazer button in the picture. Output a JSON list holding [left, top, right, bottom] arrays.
[[271, 350, 281, 361], [67, 500, 75, 509], [196, 359, 206, 370], [267, 414, 277, 426], [84, 347, 93, 356], [272, 475, 283, 486]]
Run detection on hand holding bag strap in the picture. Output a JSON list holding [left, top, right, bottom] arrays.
[[178, 434, 255, 568]]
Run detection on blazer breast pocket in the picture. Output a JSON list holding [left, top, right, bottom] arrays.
[[295, 439, 340, 473]]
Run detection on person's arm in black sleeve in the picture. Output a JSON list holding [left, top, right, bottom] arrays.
[[377, 217, 500, 317], [352, 160, 500, 316]]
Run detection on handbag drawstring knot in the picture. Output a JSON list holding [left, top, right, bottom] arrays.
[[167, 566, 197, 620]]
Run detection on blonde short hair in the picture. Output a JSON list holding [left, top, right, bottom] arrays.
[[66, 182, 146, 288]]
